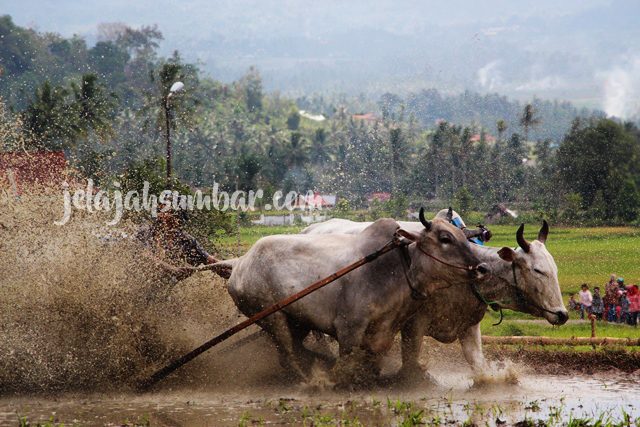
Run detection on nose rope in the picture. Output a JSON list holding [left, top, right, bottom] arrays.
[[415, 243, 479, 271]]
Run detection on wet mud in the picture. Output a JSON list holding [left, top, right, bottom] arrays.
[[2, 192, 639, 426]]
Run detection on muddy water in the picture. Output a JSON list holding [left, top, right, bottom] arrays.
[[1, 361, 639, 426], [1, 192, 639, 426]]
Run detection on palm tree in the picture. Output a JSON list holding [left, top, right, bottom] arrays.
[[496, 119, 508, 142], [71, 73, 118, 141], [309, 128, 334, 166], [286, 132, 310, 169], [520, 104, 541, 142], [138, 58, 196, 187], [21, 81, 76, 150]]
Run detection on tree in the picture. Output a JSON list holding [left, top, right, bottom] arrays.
[[88, 41, 130, 87], [497, 119, 508, 141], [520, 103, 541, 142], [617, 179, 640, 223], [286, 108, 300, 130], [0, 15, 40, 76], [285, 132, 310, 168], [310, 128, 334, 166], [237, 66, 263, 114], [21, 81, 76, 149], [454, 186, 474, 217], [21, 74, 117, 151], [557, 118, 640, 219], [389, 127, 405, 195], [71, 73, 118, 141]]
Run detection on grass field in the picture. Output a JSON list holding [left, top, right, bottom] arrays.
[[215, 219, 640, 340], [217, 221, 639, 292]]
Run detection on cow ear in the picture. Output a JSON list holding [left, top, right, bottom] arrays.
[[397, 228, 419, 243], [497, 247, 517, 262]]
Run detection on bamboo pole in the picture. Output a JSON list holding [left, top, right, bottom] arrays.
[[482, 336, 640, 346]]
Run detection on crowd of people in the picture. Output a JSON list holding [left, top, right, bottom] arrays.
[[567, 275, 640, 326]]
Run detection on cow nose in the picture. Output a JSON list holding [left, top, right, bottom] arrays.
[[556, 310, 569, 325], [476, 263, 491, 278]]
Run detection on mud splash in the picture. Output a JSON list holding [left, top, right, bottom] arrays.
[[0, 188, 242, 393]]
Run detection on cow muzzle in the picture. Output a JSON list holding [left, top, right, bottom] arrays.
[[554, 310, 569, 326], [471, 262, 491, 282], [543, 308, 569, 325]]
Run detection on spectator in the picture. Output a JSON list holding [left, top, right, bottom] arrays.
[[603, 274, 619, 322], [627, 285, 639, 327], [620, 291, 630, 324], [578, 283, 593, 320], [591, 286, 604, 320], [568, 293, 578, 312], [617, 278, 626, 322]]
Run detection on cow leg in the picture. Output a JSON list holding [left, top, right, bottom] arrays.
[[330, 321, 380, 387], [458, 323, 487, 373], [398, 315, 427, 378], [287, 320, 333, 368], [256, 312, 312, 381]]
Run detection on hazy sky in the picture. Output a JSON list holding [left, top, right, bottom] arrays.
[[5, 0, 612, 49], [6, 0, 639, 119]]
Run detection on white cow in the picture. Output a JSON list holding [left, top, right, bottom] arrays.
[[224, 213, 490, 385], [301, 211, 568, 377]]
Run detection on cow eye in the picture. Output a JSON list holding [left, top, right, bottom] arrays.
[[440, 236, 452, 244], [534, 268, 544, 275]]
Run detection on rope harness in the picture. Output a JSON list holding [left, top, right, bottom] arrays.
[[468, 259, 562, 326]]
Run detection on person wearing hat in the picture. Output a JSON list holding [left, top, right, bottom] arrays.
[[136, 198, 218, 288]]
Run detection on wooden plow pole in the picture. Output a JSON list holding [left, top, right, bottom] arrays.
[[137, 237, 404, 391], [482, 336, 640, 347]]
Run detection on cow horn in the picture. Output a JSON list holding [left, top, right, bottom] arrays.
[[538, 220, 549, 244], [516, 223, 530, 253], [419, 207, 431, 231], [446, 207, 453, 223]]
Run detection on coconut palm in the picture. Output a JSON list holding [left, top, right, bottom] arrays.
[[285, 132, 310, 169], [21, 81, 77, 150], [71, 73, 118, 141], [497, 119, 508, 141], [309, 128, 335, 166], [520, 104, 541, 142]]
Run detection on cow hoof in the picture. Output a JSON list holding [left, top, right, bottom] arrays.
[[395, 365, 439, 388]]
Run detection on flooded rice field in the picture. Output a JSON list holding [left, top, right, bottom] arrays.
[[1, 194, 639, 426], [1, 351, 639, 426]]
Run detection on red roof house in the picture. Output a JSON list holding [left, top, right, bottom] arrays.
[[0, 151, 68, 195]]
